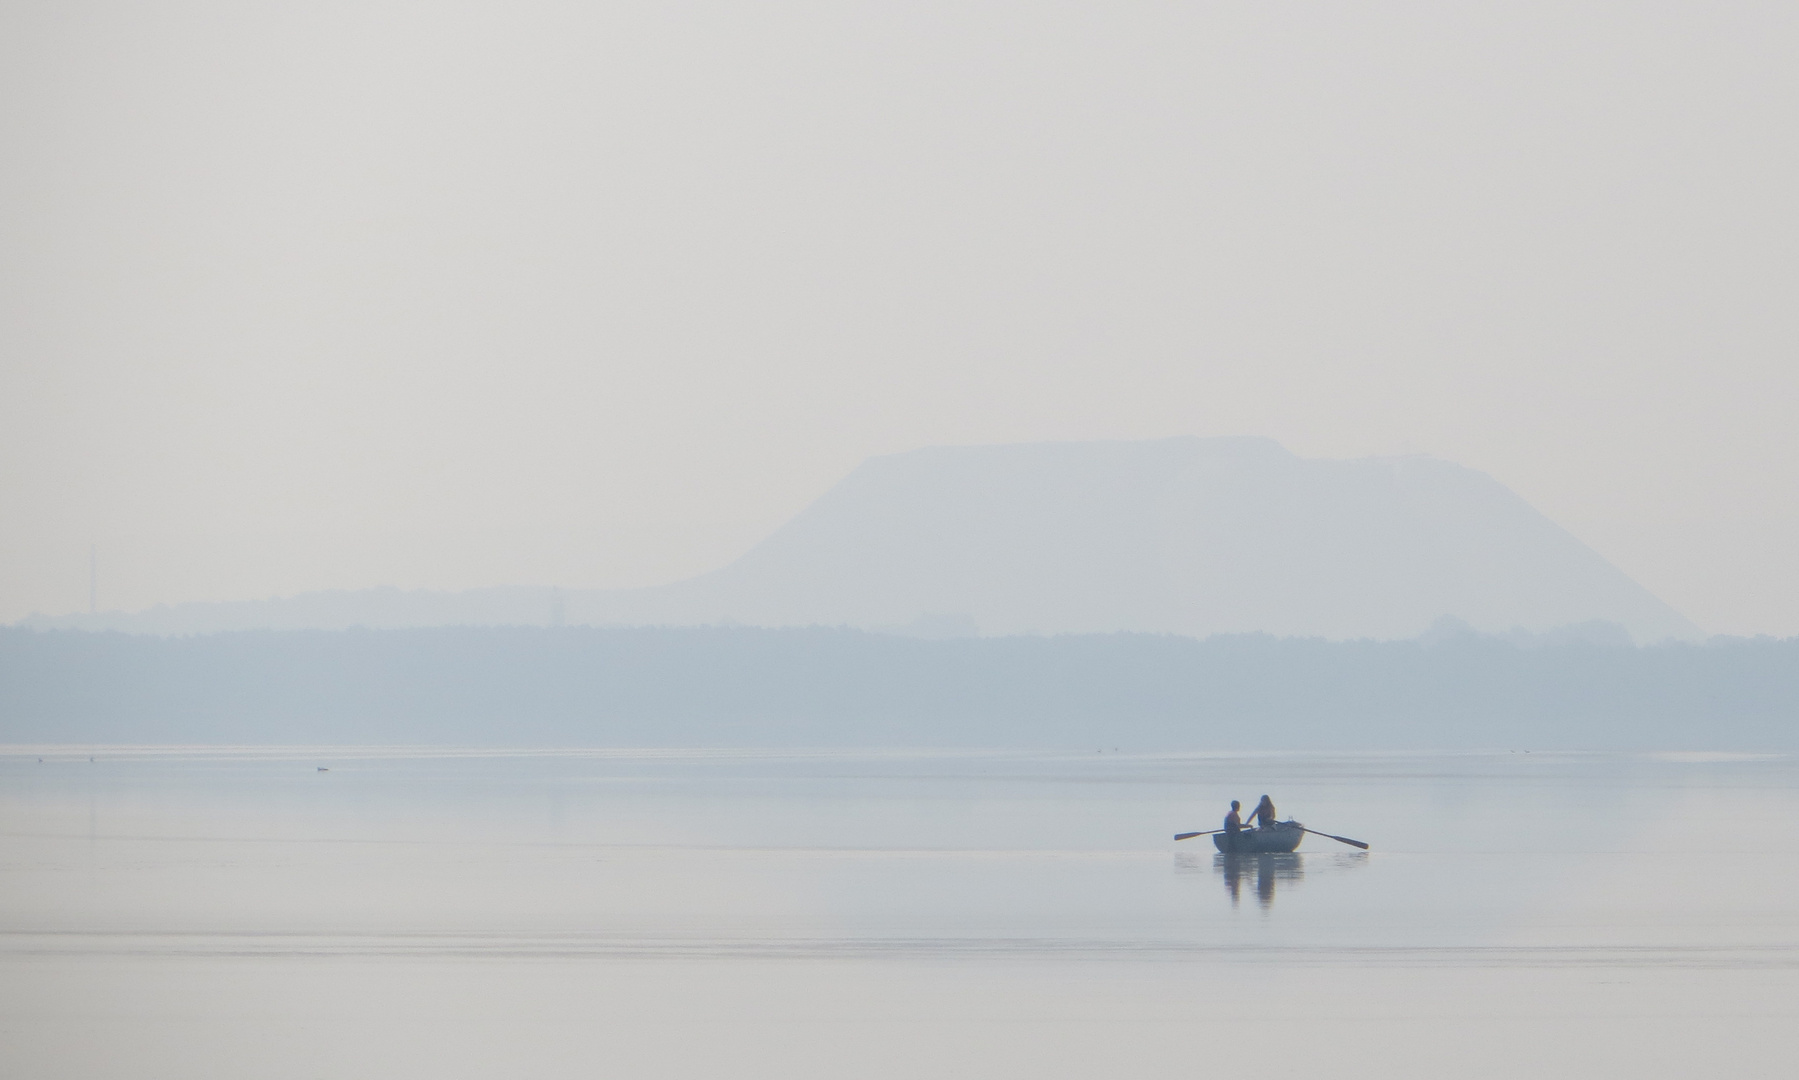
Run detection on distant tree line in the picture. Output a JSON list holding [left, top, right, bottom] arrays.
[[1, 625, 1795, 749]]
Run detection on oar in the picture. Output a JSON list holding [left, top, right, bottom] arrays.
[[1173, 829, 1226, 841], [1302, 827, 1370, 850]]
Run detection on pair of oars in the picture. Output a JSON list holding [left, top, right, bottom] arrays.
[[1173, 826, 1369, 850]]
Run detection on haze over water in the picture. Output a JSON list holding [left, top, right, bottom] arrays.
[[4, 747, 1794, 1078]]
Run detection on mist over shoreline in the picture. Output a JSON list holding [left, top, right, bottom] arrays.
[[5, 624, 1792, 750]]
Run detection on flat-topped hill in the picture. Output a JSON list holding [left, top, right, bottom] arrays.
[[23, 438, 1699, 642], [570, 437, 1698, 642]]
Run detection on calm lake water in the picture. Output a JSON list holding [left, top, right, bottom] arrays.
[[3, 746, 1796, 1078]]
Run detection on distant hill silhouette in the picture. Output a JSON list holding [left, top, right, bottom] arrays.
[[570, 438, 1698, 642], [21, 438, 1700, 642], [18, 585, 574, 636]]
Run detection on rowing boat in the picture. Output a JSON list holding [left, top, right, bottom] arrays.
[[1213, 820, 1304, 853]]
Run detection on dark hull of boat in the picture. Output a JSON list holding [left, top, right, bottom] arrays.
[[1214, 822, 1304, 853]]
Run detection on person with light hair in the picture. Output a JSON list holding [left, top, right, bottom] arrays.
[[1246, 794, 1277, 828]]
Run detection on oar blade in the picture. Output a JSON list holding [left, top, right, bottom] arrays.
[[1301, 827, 1370, 850], [1174, 831, 1203, 841]]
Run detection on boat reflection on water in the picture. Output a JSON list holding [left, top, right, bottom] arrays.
[[1174, 850, 1368, 910], [1218, 852, 1305, 909]]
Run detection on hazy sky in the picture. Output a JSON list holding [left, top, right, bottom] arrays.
[[2, 2, 1795, 635]]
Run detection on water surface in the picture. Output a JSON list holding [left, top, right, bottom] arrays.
[[3, 747, 1795, 1077]]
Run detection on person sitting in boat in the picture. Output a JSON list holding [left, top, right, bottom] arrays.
[[1223, 800, 1244, 836], [1246, 794, 1277, 829]]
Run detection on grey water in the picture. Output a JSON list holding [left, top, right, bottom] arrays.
[[3, 747, 1796, 1078]]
